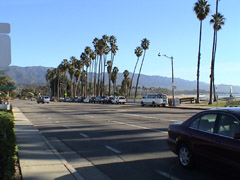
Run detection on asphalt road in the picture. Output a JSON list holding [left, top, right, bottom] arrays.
[[12, 100, 237, 180]]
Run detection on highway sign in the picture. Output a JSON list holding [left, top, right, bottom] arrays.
[[0, 35, 11, 67], [0, 23, 10, 34]]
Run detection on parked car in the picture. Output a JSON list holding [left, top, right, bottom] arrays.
[[141, 93, 168, 107], [168, 108, 240, 171], [83, 97, 90, 103], [37, 96, 50, 104], [94, 96, 102, 103], [111, 96, 126, 104], [89, 97, 96, 103], [102, 96, 114, 104], [64, 97, 71, 102], [59, 97, 64, 102]]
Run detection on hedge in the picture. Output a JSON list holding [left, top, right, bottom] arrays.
[[0, 111, 17, 180]]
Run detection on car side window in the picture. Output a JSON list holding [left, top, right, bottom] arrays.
[[190, 113, 217, 133], [216, 114, 240, 138]]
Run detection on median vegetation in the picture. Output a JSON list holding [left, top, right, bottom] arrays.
[[0, 111, 18, 180]]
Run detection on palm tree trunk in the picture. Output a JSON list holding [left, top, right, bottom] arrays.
[[103, 55, 106, 96], [209, 30, 216, 104], [213, 32, 218, 102], [196, 21, 203, 104], [97, 56, 102, 96], [85, 67, 88, 97], [57, 75, 60, 101], [134, 50, 146, 102], [94, 56, 98, 96], [108, 71, 111, 96], [129, 57, 140, 97]]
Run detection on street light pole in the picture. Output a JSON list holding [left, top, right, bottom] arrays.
[[158, 53, 175, 106]]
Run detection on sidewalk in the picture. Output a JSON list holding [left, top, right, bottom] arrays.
[[13, 107, 84, 180]]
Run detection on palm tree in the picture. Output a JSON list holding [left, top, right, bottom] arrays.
[[89, 51, 96, 96], [107, 60, 112, 96], [109, 35, 118, 96], [56, 65, 64, 100], [46, 69, 52, 95], [68, 56, 77, 98], [134, 38, 150, 102], [102, 36, 110, 96], [92, 38, 99, 96], [96, 39, 106, 96], [74, 60, 83, 97], [84, 47, 93, 96], [60, 59, 69, 95], [208, 13, 225, 104], [121, 70, 131, 99], [194, 0, 210, 103], [111, 67, 119, 94], [129, 46, 143, 96]]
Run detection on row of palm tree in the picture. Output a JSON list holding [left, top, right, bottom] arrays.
[[194, 0, 225, 104], [46, 35, 151, 101]]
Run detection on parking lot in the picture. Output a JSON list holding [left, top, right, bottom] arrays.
[[12, 100, 238, 180]]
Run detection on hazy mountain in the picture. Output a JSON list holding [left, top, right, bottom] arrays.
[[4, 66, 239, 93]]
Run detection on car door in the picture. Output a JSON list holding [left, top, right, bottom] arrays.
[[189, 112, 218, 162], [213, 113, 240, 169]]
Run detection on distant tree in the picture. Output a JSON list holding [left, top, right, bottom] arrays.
[[121, 70, 131, 98], [111, 67, 119, 94], [134, 38, 150, 102], [194, 0, 210, 103], [129, 46, 143, 97], [107, 60, 112, 96], [209, 12, 225, 104]]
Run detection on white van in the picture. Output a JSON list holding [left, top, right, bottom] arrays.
[[141, 93, 168, 107]]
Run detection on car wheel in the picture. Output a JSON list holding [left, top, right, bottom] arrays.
[[123, 102, 125, 105], [152, 102, 156, 107], [178, 144, 193, 168], [141, 102, 144, 107]]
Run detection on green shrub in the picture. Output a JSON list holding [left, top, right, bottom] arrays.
[[0, 111, 17, 180]]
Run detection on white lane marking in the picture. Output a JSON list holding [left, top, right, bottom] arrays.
[[48, 117, 52, 119], [84, 115, 94, 118], [56, 121, 60, 123], [105, 145, 121, 154], [63, 126, 71, 129], [155, 170, 181, 180], [79, 133, 89, 138], [169, 120, 179, 122], [111, 121, 167, 134]]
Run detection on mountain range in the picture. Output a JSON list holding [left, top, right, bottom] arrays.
[[3, 66, 239, 93]]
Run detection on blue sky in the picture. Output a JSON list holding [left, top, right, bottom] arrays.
[[1, 0, 240, 87]]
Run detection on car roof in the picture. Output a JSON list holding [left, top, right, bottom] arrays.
[[204, 107, 240, 119]]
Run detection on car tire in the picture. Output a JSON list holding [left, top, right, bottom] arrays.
[[178, 144, 194, 169], [141, 102, 144, 107], [152, 102, 156, 107]]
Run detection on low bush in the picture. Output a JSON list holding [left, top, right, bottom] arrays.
[[0, 111, 17, 180]]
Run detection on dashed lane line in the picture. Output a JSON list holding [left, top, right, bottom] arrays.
[[155, 170, 181, 180], [105, 145, 121, 154], [79, 133, 89, 138], [63, 126, 71, 129], [111, 121, 167, 134]]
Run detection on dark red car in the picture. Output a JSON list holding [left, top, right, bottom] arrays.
[[168, 108, 240, 171]]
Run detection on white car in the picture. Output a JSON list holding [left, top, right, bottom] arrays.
[[141, 93, 168, 107], [83, 97, 90, 103], [37, 96, 50, 104], [111, 96, 126, 104]]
